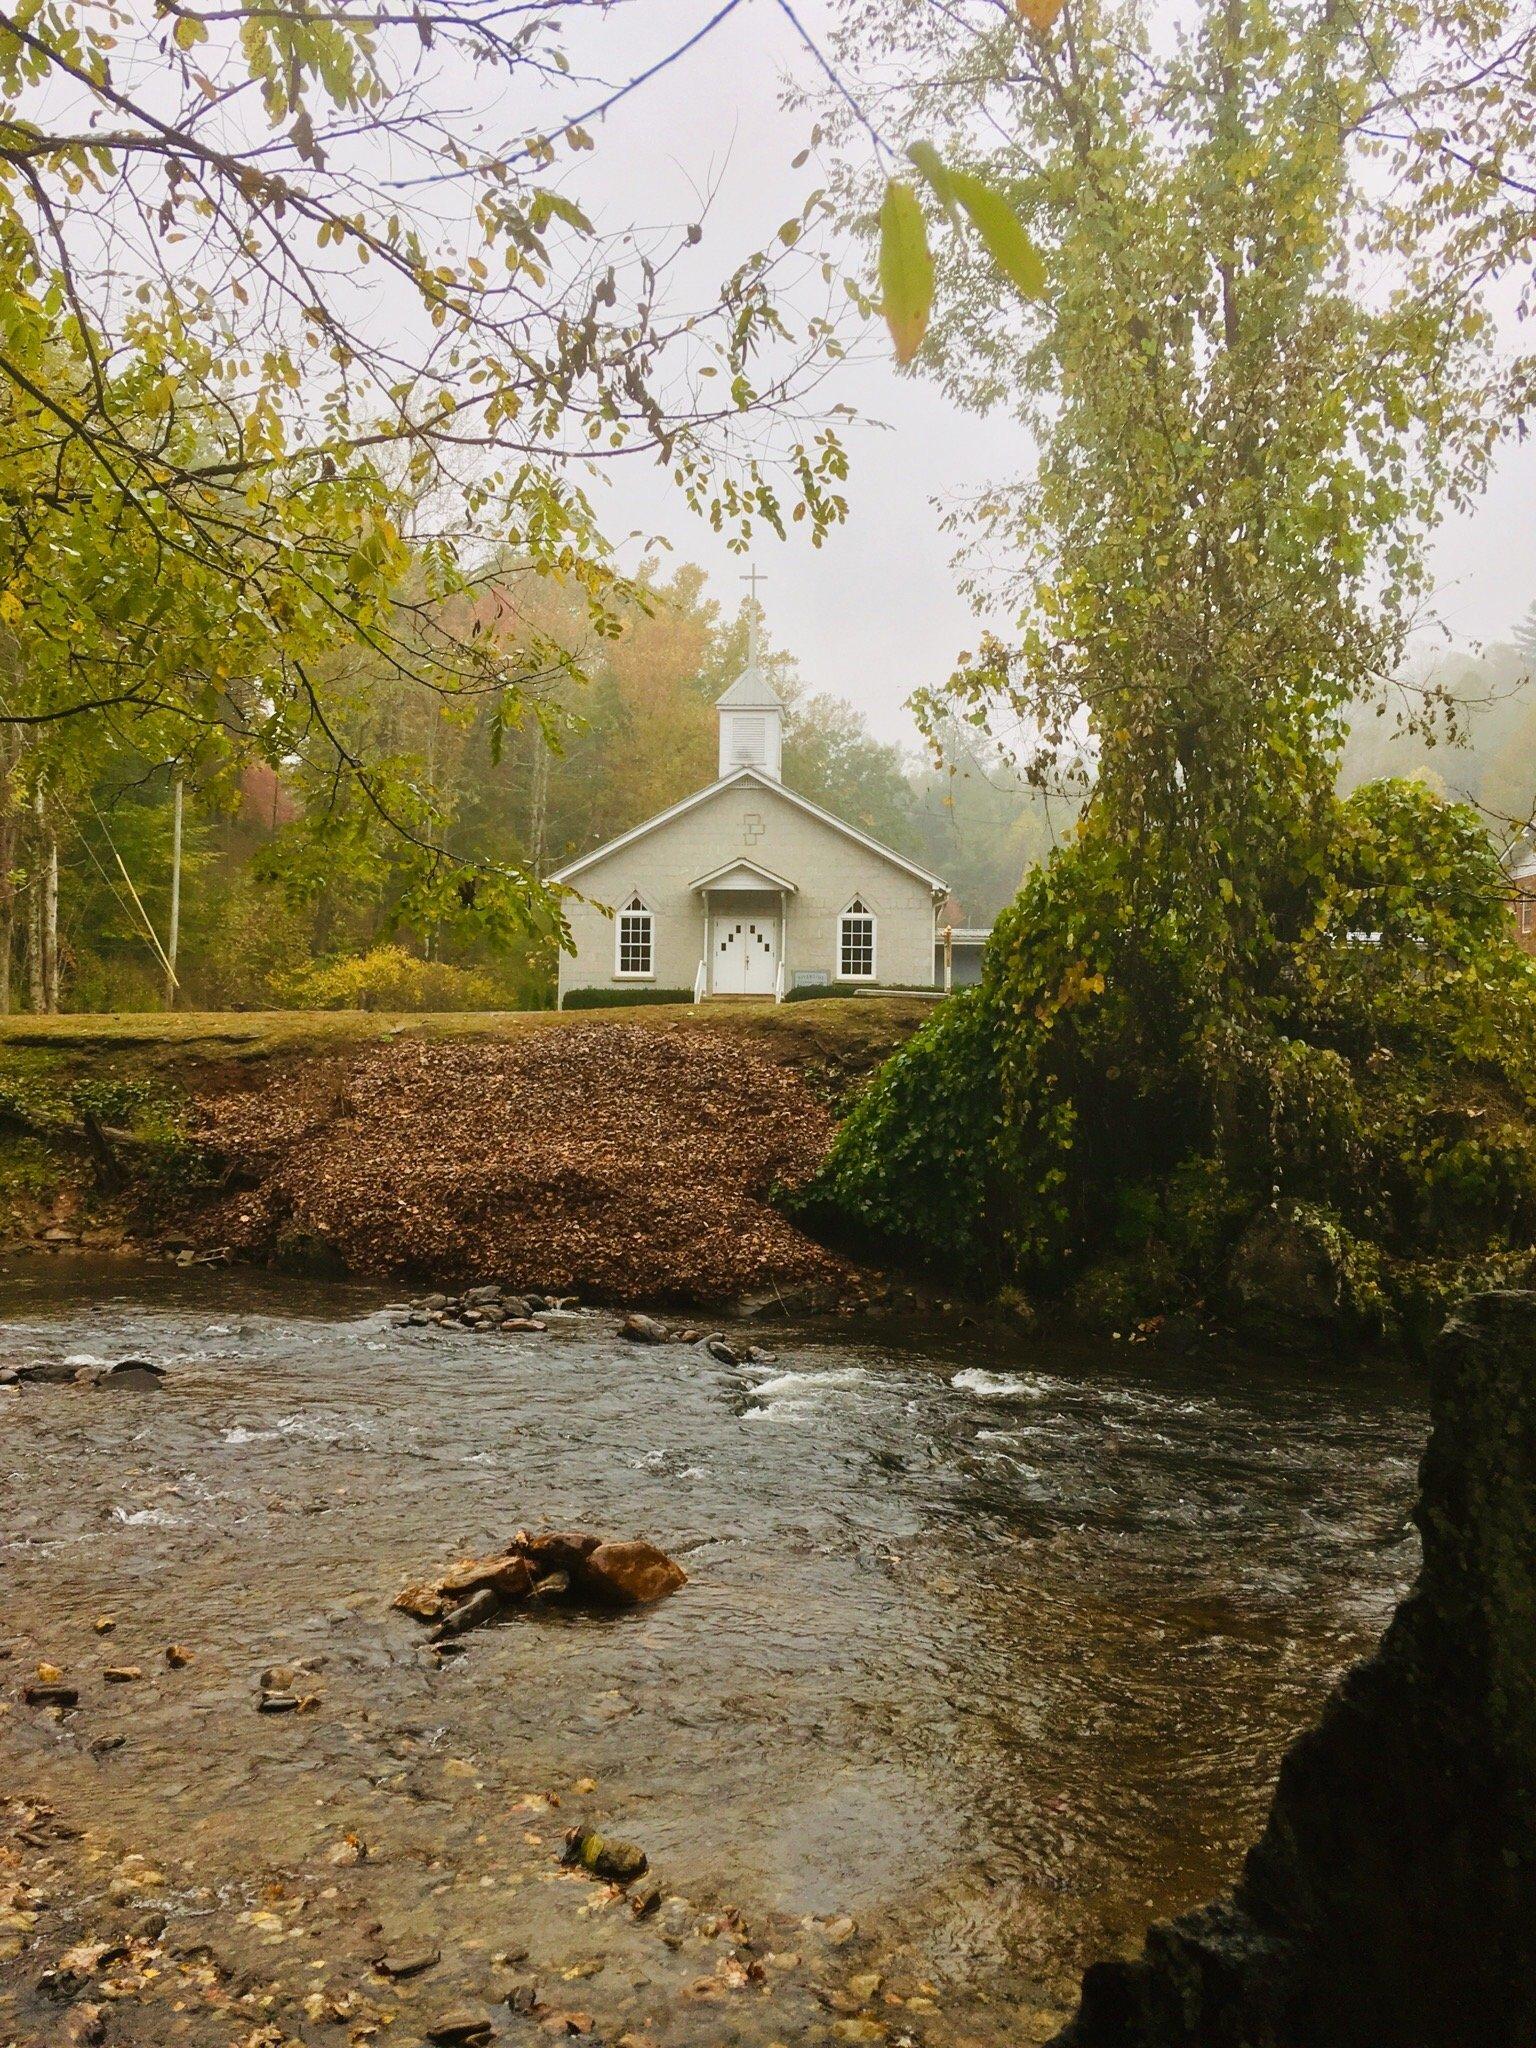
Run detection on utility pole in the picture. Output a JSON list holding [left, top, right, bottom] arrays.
[[165, 777, 182, 1009]]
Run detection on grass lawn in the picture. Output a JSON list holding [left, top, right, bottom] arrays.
[[0, 995, 936, 1079]]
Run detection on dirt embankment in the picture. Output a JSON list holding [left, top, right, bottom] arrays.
[[0, 1000, 932, 1306]]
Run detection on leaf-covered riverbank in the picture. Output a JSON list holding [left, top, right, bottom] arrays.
[[0, 1001, 933, 1309]]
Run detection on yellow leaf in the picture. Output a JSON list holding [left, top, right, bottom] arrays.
[[1016, 0, 1066, 29], [948, 169, 1047, 300], [0, 589, 22, 627], [878, 180, 933, 366], [172, 14, 208, 48]]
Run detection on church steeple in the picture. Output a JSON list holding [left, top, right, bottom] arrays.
[[716, 569, 783, 781]]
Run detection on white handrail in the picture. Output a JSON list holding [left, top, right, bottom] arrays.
[[693, 958, 707, 1005], [774, 957, 786, 1004]]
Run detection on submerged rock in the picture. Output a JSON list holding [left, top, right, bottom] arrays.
[[426, 2012, 494, 2046], [375, 1940, 440, 1979], [619, 1312, 669, 1344], [430, 1585, 502, 1640], [561, 1823, 648, 1884], [22, 1681, 78, 1708], [98, 1356, 165, 1386], [1051, 1289, 1536, 2048]]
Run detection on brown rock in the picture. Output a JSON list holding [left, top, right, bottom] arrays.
[[518, 1530, 601, 1575], [393, 1582, 448, 1623], [103, 1666, 142, 1683], [578, 1540, 687, 1608], [619, 1313, 669, 1343], [562, 1824, 648, 1884], [427, 2009, 495, 2045], [437, 1552, 536, 1604], [23, 1682, 78, 1708], [164, 1643, 193, 1668], [375, 1940, 440, 1979]]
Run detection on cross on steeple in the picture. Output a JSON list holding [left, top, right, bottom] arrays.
[[740, 565, 766, 665]]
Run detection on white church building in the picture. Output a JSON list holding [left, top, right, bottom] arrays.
[[550, 631, 951, 1004]]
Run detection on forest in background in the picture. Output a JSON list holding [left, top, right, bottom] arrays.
[[11, 558, 1535, 1017], [4, 562, 1061, 1014]]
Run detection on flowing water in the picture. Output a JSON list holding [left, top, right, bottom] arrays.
[[0, 1260, 1424, 2046]]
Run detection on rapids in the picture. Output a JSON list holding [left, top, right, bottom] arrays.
[[0, 1259, 1423, 2045]]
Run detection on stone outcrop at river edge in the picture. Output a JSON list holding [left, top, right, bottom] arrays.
[[1051, 1289, 1536, 2048]]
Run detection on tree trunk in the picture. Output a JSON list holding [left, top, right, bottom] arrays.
[[0, 757, 14, 1017], [529, 740, 550, 876], [43, 829, 58, 1013], [26, 787, 44, 1014]]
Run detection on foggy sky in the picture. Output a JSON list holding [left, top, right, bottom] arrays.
[[564, 3, 1536, 749]]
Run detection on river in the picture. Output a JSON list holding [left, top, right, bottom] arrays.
[[0, 1260, 1424, 2047]]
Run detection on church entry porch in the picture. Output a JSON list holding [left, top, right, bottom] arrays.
[[691, 863, 796, 1000]]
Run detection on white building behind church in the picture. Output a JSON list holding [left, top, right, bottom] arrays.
[[550, 638, 950, 1004]]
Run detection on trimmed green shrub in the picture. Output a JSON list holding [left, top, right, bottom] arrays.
[[561, 987, 693, 1010]]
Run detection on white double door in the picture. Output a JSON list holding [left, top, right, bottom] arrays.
[[712, 910, 778, 994]]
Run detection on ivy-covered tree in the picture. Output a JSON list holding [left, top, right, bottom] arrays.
[[798, 0, 1536, 1343]]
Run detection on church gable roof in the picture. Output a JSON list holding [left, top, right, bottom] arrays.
[[547, 767, 948, 893], [689, 857, 798, 894]]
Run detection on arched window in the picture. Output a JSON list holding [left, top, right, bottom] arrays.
[[616, 892, 654, 977], [838, 897, 876, 981]]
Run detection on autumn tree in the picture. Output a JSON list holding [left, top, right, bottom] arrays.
[[0, 0, 858, 949]]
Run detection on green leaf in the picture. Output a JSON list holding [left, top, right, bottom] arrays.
[[172, 14, 207, 49], [878, 180, 933, 367], [948, 170, 1047, 300]]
